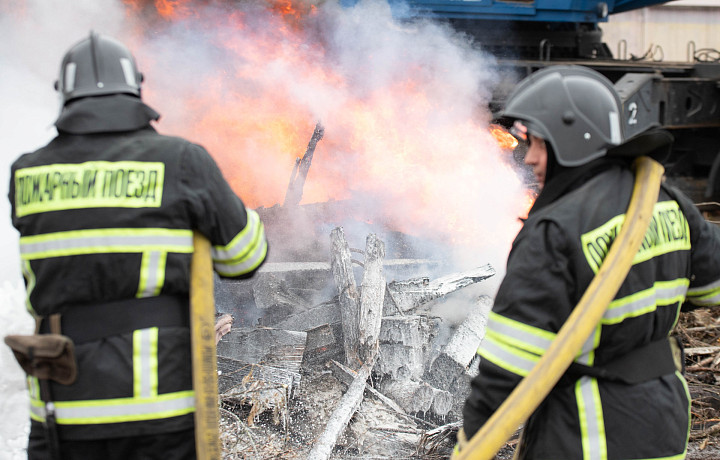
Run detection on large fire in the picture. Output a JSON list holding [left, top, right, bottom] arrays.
[[117, 0, 528, 257]]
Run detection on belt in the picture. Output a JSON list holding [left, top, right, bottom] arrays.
[[564, 336, 683, 385], [38, 295, 190, 344]]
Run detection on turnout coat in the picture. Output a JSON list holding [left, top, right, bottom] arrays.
[[463, 159, 720, 460], [9, 95, 268, 440]]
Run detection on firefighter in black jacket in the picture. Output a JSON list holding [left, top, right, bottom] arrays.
[[460, 66, 720, 459], [8, 32, 268, 459]]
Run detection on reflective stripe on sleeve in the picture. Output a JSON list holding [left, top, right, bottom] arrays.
[[477, 312, 556, 377], [687, 277, 720, 307], [212, 209, 267, 276]]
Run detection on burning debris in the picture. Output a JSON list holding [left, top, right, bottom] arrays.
[[214, 228, 496, 459], [213, 210, 720, 460]]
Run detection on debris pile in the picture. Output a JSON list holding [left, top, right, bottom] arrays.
[[677, 308, 720, 459], [214, 227, 495, 459], [213, 225, 720, 459]]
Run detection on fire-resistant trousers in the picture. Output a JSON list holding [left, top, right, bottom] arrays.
[[27, 425, 197, 460]]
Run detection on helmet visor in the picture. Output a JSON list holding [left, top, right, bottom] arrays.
[[510, 120, 528, 142]]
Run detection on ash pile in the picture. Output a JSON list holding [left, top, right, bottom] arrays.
[[213, 226, 497, 459]]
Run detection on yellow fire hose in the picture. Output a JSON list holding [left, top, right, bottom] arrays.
[[190, 231, 221, 459], [454, 156, 665, 460]]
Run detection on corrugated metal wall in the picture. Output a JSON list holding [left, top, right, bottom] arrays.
[[601, 1, 720, 62]]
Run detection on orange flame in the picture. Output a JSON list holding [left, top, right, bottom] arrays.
[[120, 0, 529, 254], [490, 124, 518, 151]]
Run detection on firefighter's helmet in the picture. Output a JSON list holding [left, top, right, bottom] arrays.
[[55, 31, 143, 105], [501, 65, 623, 167]]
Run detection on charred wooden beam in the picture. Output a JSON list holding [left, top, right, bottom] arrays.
[[252, 273, 311, 326], [306, 357, 376, 460], [273, 298, 341, 332], [216, 327, 306, 375], [331, 227, 362, 368], [376, 315, 441, 381], [217, 356, 300, 396], [327, 359, 406, 415], [385, 264, 496, 314], [378, 379, 454, 418], [217, 356, 300, 428], [424, 295, 493, 418], [284, 122, 324, 207], [303, 323, 344, 365], [358, 233, 386, 364]]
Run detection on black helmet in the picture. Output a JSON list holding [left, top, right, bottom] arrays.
[[55, 31, 143, 105], [501, 65, 623, 167]]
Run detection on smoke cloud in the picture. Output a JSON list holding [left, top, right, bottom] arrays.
[[0, 2, 531, 453], [1, 0, 529, 288]]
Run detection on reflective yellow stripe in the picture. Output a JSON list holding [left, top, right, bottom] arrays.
[[687, 278, 720, 307], [581, 201, 690, 274], [14, 161, 164, 217], [485, 312, 555, 354], [477, 313, 557, 377], [20, 228, 192, 299], [134, 328, 159, 398], [478, 331, 541, 377], [213, 209, 267, 276], [576, 377, 607, 460], [137, 251, 168, 298], [19, 228, 193, 260], [602, 279, 689, 325], [576, 324, 601, 367], [479, 313, 604, 377], [28, 376, 40, 400], [29, 390, 195, 424]]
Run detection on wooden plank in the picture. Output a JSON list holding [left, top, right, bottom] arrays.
[[424, 295, 492, 390], [685, 346, 720, 356], [327, 359, 407, 416], [216, 328, 306, 375], [378, 379, 453, 417], [330, 227, 362, 368], [306, 358, 375, 460], [386, 264, 496, 313], [358, 233, 386, 364]]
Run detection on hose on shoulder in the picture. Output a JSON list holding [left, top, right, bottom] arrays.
[[454, 156, 665, 460]]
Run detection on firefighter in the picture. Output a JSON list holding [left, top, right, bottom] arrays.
[[7, 32, 268, 459], [459, 65, 720, 459]]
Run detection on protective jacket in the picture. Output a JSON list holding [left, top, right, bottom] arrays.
[[463, 160, 720, 460], [9, 94, 268, 440]]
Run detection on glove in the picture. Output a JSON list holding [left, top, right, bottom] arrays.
[[214, 313, 233, 345]]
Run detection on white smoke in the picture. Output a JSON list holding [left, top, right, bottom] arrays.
[[0, 1, 530, 455], [123, 0, 526, 274]]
